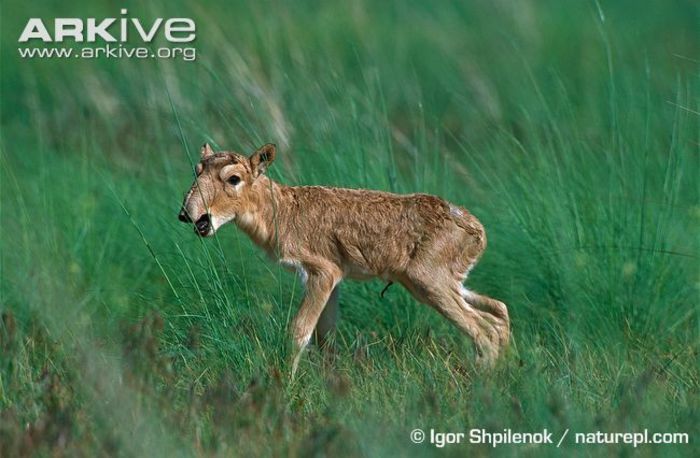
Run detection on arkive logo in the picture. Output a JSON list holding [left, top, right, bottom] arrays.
[[17, 9, 197, 61], [19, 9, 195, 43]]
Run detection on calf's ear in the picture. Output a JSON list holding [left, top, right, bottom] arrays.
[[201, 143, 214, 159], [249, 144, 276, 177]]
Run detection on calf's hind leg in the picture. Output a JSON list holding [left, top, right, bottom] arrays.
[[461, 288, 509, 349], [400, 270, 508, 367]]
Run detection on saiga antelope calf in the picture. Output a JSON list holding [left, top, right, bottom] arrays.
[[178, 143, 510, 375]]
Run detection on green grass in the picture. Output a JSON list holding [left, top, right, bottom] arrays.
[[1, 0, 698, 456]]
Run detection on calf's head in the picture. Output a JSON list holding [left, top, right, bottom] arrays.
[[178, 143, 276, 237]]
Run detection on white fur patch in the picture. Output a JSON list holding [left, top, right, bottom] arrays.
[[461, 263, 476, 280], [236, 212, 255, 227], [299, 332, 312, 348], [449, 205, 464, 217], [460, 286, 476, 302], [210, 213, 235, 233], [280, 258, 308, 285]]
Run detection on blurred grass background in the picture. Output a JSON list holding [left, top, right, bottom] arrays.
[[1, 0, 698, 456]]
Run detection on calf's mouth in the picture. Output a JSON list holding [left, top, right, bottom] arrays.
[[194, 214, 212, 237]]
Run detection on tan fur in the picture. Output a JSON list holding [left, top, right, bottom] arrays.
[[180, 143, 510, 376]]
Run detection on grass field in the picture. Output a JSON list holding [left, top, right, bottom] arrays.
[[1, 0, 698, 456]]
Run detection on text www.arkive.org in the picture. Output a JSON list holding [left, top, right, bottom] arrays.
[[17, 45, 196, 61]]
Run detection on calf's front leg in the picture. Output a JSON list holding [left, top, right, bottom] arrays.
[[290, 266, 341, 378], [314, 285, 339, 349]]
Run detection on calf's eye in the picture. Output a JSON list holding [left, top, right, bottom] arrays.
[[227, 175, 241, 186]]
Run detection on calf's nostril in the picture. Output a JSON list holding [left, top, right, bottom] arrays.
[[178, 209, 192, 223]]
